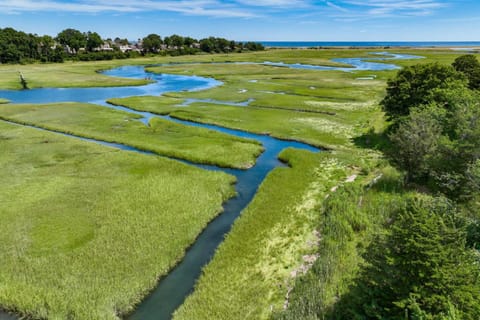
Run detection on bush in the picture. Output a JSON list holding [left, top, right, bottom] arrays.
[[381, 63, 466, 121]]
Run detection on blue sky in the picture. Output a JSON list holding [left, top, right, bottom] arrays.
[[0, 0, 479, 41]]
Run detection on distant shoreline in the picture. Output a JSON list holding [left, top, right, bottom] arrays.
[[258, 41, 480, 49]]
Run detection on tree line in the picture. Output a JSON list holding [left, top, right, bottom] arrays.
[[0, 27, 264, 64]]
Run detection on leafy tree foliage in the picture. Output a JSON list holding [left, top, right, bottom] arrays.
[[389, 105, 442, 183], [0, 27, 264, 64], [334, 196, 480, 320], [56, 28, 87, 53], [389, 87, 480, 199], [453, 54, 480, 90], [0, 27, 41, 63], [199, 37, 240, 53], [114, 37, 129, 46], [85, 31, 103, 52], [244, 41, 265, 51], [169, 34, 184, 48], [142, 33, 162, 53], [380, 63, 467, 120]]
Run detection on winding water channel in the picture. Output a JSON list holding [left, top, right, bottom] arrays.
[[0, 53, 421, 320]]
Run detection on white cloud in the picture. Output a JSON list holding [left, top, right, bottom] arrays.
[[342, 0, 445, 16], [0, 0, 258, 18], [325, 1, 348, 12], [235, 0, 309, 7]]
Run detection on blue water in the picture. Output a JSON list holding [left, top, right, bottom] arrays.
[[0, 68, 221, 104], [262, 52, 423, 71], [260, 41, 480, 48], [0, 52, 411, 320]]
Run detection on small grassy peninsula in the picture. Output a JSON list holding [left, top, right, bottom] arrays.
[[0, 102, 262, 169]]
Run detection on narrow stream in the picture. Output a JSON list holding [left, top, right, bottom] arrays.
[[0, 53, 417, 320]]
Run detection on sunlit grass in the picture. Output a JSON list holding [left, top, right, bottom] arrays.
[[0, 120, 236, 319], [110, 97, 377, 149], [173, 149, 358, 319], [0, 102, 263, 169]]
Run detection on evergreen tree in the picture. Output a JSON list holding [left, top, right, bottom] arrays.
[[334, 196, 480, 320]]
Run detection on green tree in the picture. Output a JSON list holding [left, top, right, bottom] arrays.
[[142, 33, 162, 53], [56, 28, 87, 53], [388, 86, 480, 199], [183, 36, 196, 47], [389, 105, 442, 183], [199, 37, 214, 52], [0, 27, 40, 63], [430, 91, 480, 199], [86, 31, 103, 52], [381, 63, 467, 121], [169, 34, 184, 48], [38, 35, 54, 61], [452, 54, 480, 90], [334, 196, 480, 320], [114, 37, 130, 45]]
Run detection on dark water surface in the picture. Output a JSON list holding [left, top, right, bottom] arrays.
[[0, 53, 410, 319]]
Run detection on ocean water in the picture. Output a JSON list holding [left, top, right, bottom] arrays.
[[260, 41, 480, 48]]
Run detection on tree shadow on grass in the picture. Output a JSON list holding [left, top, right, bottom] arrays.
[[352, 127, 392, 153], [352, 128, 411, 195]]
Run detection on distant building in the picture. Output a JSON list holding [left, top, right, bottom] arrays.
[[95, 42, 114, 52]]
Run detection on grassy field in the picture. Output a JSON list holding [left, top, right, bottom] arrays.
[[0, 120, 236, 319], [110, 59, 391, 150], [0, 48, 473, 319], [0, 102, 262, 169], [108, 96, 365, 149]]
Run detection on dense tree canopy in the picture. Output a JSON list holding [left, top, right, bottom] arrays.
[[142, 33, 162, 53], [85, 31, 103, 52], [0, 27, 63, 63], [334, 196, 480, 320], [387, 72, 480, 199], [453, 54, 480, 90], [380, 63, 467, 120], [0, 27, 264, 64], [56, 28, 86, 53]]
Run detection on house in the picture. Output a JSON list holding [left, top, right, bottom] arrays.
[[95, 42, 114, 52]]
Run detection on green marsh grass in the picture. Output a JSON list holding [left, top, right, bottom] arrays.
[[173, 149, 355, 319], [0, 120, 236, 319], [109, 98, 368, 149], [0, 49, 468, 90], [0, 102, 263, 169], [0, 48, 468, 319]]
